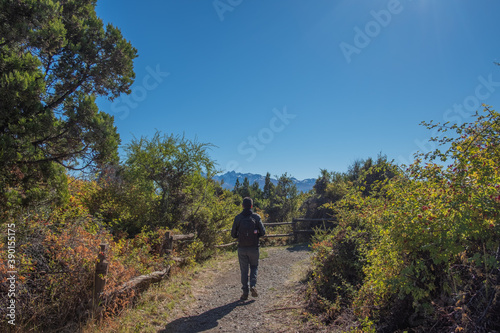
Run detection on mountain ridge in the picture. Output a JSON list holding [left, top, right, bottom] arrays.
[[213, 171, 316, 193]]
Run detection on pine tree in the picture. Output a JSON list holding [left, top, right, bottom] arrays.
[[0, 0, 137, 208], [240, 177, 251, 198], [263, 172, 274, 199], [233, 178, 241, 195], [266, 173, 299, 222]]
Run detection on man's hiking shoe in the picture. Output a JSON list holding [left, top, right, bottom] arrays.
[[240, 293, 249, 301], [250, 287, 258, 297]]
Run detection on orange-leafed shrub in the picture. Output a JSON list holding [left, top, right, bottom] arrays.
[[0, 178, 169, 332]]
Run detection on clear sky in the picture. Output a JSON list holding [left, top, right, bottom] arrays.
[[95, 0, 500, 180]]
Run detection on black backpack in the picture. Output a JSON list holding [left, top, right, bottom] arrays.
[[238, 215, 260, 247]]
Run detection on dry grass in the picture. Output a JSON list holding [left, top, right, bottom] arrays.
[[81, 249, 238, 333], [81, 245, 324, 333]]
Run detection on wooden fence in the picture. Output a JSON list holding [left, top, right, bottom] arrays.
[[214, 217, 335, 248], [93, 217, 335, 312]]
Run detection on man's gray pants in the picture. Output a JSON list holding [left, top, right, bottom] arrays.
[[238, 247, 259, 293]]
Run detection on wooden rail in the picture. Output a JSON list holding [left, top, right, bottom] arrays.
[[263, 222, 294, 226]]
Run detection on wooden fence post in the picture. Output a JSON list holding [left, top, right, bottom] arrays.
[[292, 218, 297, 243], [94, 243, 109, 311], [164, 231, 173, 255]]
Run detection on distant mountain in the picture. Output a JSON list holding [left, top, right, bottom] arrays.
[[213, 171, 316, 193]]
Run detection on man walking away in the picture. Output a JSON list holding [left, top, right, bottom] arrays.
[[231, 197, 266, 300]]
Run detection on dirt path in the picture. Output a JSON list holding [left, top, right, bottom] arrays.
[[158, 244, 315, 333]]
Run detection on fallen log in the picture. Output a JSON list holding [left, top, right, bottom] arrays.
[[172, 233, 195, 241], [103, 266, 171, 303], [214, 241, 237, 248]]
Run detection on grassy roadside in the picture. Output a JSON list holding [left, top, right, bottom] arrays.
[[82, 249, 239, 333], [81, 246, 276, 333]]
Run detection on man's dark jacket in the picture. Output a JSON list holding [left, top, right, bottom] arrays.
[[231, 209, 266, 247]]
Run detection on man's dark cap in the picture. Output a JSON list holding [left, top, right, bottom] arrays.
[[242, 197, 253, 209]]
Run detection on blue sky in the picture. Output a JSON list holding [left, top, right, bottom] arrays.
[[95, 0, 500, 180]]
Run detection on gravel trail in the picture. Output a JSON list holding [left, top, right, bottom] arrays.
[[158, 244, 312, 333]]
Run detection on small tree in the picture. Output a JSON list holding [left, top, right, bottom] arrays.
[[303, 170, 349, 219], [124, 132, 215, 230], [313, 169, 332, 196], [232, 178, 241, 195], [263, 172, 275, 199], [240, 177, 251, 198], [266, 173, 300, 222]]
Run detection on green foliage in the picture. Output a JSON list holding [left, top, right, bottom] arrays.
[[308, 107, 500, 332], [0, 0, 137, 210], [307, 185, 382, 321], [303, 155, 396, 220], [109, 131, 241, 252], [350, 154, 398, 197], [230, 171, 303, 223], [232, 178, 241, 195], [249, 181, 263, 206], [0, 189, 149, 332], [232, 177, 265, 209], [240, 177, 251, 198], [75, 169, 156, 236], [180, 173, 240, 258], [304, 170, 350, 219], [313, 169, 333, 196], [124, 131, 216, 229], [263, 172, 275, 200], [266, 172, 300, 222]]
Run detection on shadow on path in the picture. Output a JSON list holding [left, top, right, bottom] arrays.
[[159, 299, 255, 333], [286, 243, 310, 252]]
